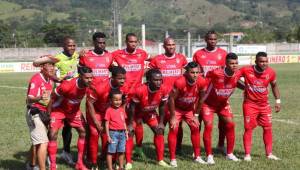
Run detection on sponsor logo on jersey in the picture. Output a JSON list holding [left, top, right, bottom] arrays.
[[215, 88, 234, 97], [248, 85, 267, 93], [161, 69, 181, 77], [92, 68, 109, 77], [178, 96, 196, 104], [122, 64, 142, 71]]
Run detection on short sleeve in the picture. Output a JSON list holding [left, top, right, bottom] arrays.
[[149, 57, 157, 69], [269, 69, 276, 83], [192, 52, 198, 62], [181, 55, 188, 67], [104, 109, 111, 121], [197, 76, 207, 91], [161, 86, 169, 101], [87, 87, 97, 103], [55, 81, 68, 97], [131, 88, 142, 103], [78, 56, 85, 66], [28, 79, 40, 97]]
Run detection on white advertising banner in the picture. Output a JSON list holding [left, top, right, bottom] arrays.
[[0, 62, 39, 73]]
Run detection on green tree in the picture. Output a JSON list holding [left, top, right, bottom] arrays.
[[41, 23, 77, 46]]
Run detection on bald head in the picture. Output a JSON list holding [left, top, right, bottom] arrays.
[[163, 37, 176, 56], [62, 36, 76, 57]]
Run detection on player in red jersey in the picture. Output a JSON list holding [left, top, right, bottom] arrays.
[[126, 69, 171, 169], [26, 55, 57, 170], [86, 66, 129, 169], [201, 53, 243, 164], [112, 33, 148, 158], [240, 52, 281, 161], [193, 30, 228, 153], [149, 37, 188, 153], [47, 66, 93, 170], [79, 32, 113, 81], [168, 62, 207, 167]]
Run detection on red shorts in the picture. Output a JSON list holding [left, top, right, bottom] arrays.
[[142, 111, 159, 128], [201, 103, 233, 122], [243, 102, 272, 128], [173, 108, 198, 129], [50, 110, 85, 130]]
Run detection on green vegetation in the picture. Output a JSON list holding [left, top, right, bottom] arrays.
[[0, 0, 300, 47], [0, 63, 299, 169]]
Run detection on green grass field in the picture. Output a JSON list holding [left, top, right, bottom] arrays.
[[0, 64, 299, 170]]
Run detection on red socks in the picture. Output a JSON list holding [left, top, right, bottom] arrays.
[[154, 134, 164, 161], [77, 138, 85, 165], [88, 126, 99, 164], [135, 124, 144, 147], [243, 128, 253, 155], [190, 127, 200, 158], [168, 128, 178, 160], [225, 122, 235, 154], [48, 141, 57, 169], [203, 123, 213, 156], [263, 127, 273, 155], [125, 136, 134, 163]]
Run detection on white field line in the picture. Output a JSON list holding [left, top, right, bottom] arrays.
[[0, 85, 27, 89], [234, 114, 299, 125]]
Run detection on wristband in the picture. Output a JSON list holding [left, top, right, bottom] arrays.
[[275, 99, 281, 104], [194, 114, 199, 117]]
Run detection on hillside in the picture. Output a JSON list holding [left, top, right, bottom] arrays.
[[0, 0, 300, 47]]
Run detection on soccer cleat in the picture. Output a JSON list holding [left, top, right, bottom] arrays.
[[91, 164, 99, 170], [206, 155, 215, 165], [170, 159, 178, 168], [194, 156, 207, 164], [134, 146, 146, 158], [158, 160, 172, 168], [267, 154, 280, 160], [75, 163, 89, 170], [26, 163, 40, 170], [217, 145, 226, 155], [226, 153, 240, 161], [125, 163, 133, 170], [61, 150, 75, 165], [244, 154, 251, 161]]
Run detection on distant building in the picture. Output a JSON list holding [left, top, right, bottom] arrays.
[[223, 32, 245, 42]]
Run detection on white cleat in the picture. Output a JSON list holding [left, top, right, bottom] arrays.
[[170, 159, 178, 168], [244, 154, 252, 161], [267, 154, 280, 160], [206, 155, 215, 165], [60, 150, 75, 165], [226, 153, 240, 161], [194, 156, 207, 164]]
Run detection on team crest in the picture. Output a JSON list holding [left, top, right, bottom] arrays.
[[266, 74, 270, 80], [89, 58, 94, 62], [217, 54, 222, 60], [201, 55, 206, 59], [30, 83, 35, 89], [106, 57, 110, 63], [176, 58, 180, 64], [137, 54, 142, 58]]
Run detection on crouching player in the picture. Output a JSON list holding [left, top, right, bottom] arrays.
[[201, 53, 243, 164], [241, 52, 281, 161], [126, 69, 171, 168], [47, 66, 93, 170], [168, 62, 207, 167], [105, 89, 128, 170]]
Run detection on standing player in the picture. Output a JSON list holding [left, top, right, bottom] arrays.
[[112, 33, 148, 159], [241, 52, 281, 161], [47, 66, 93, 170], [201, 53, 242, 164], [149, 37, 187, 152], [86, 66, 129, 170], [54, 36, 79, 165], [193, 30, 228, 152], [168, 62, 207, 167], [126, 69, 171, 169], [79, 32, 113, 81], [26, 55, 58, 170]]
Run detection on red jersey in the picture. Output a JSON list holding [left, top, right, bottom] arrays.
[[204, 68, 241, 107], [53, 78, 87, 114], [132, 84, 169, 113], [79, 50, 113, 81], [173, 76, 206, 111], [149, 53, 188, 92], [87, 78, 131, 114], [112, 48, 148, 88], [105, 106, 127, 130], [240, 66, 276, 104], [193, 48, 227, 76], [27, 73, 54, 111]]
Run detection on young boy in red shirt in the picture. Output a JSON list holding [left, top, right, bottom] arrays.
[[105, 89, 128, 170]]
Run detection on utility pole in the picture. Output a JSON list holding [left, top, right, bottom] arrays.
[[142, 24, 146, 50], [187, 31, 191, 58]]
